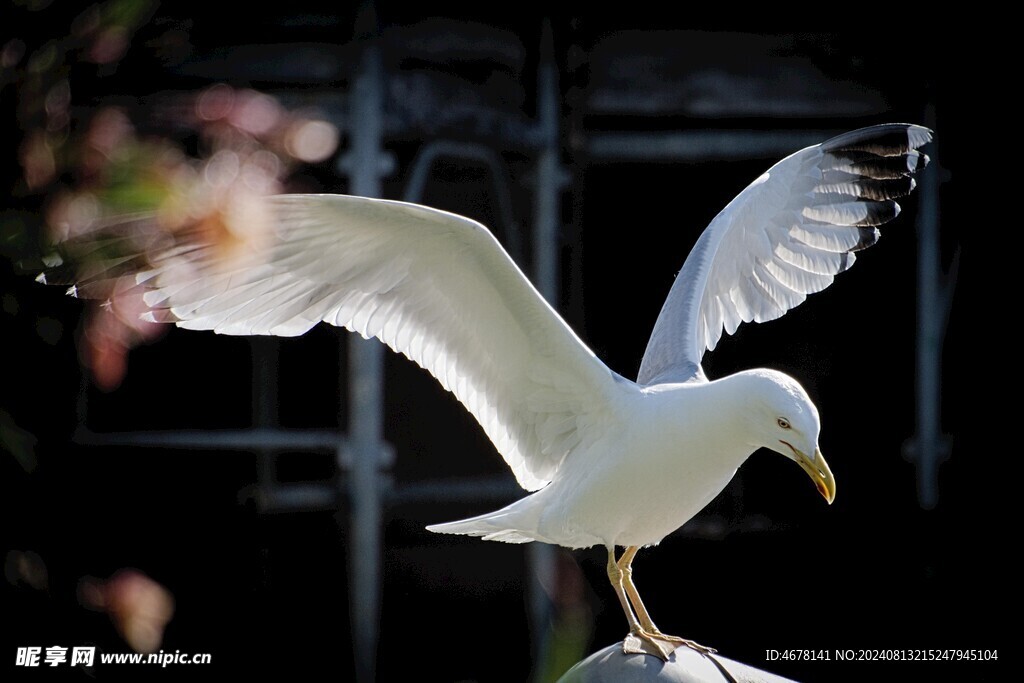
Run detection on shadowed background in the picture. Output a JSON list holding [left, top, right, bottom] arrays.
[[1, 3, 983, 681]]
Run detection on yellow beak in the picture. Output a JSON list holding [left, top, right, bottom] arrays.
[[794, 446, 836, 504]]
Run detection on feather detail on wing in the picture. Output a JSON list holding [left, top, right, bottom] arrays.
[[637, 123, 932, 386], [42, 194, 624, 491]]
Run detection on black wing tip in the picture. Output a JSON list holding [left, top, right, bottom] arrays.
[[852, 226, 881, 251], [817, 175, 917, 201], [855, 200, 900, 228], [821, 149, 930, 181], [913, 151, 930, 172], [822, 123, 933, 156]]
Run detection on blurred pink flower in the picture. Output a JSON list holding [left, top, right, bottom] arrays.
[[38, 86, 337, 389], [79, 569, 175, 653], [81, 282, 165, 392]]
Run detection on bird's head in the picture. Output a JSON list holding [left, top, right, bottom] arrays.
[[744, 369, 835, 505]]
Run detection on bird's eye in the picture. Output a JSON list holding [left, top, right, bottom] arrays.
[[777, 418, 791, 429]]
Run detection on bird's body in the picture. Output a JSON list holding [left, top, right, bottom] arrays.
[[41, 123, 932, 660], [432, 372, 766, 549]]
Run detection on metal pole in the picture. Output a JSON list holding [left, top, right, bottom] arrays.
[[251, 337, 278, 510], [528, 20, 566, 676], [909, 107, 948, 510], [584, 130, 836, 163], [344, 18, 386, 681]]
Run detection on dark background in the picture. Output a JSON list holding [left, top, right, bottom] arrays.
[[2, 3, 986, 681]]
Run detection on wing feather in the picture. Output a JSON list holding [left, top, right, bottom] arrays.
[[47, 194, 624, 491], [638, 123, 932, 385]]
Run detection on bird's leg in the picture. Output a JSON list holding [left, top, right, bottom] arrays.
[[617, 546, 717, 657], [606, 547, 643, 632], [617, 546, 659, 633], [607, 547, 675, 661]]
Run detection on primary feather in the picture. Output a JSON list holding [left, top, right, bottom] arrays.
[[637, 123, 932, 386]]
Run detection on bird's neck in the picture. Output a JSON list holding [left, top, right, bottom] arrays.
[[642, 377, 761, 467], [709, 369, 783, 447]]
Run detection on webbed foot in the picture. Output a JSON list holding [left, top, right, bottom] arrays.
[[622, 629, 716, 660]]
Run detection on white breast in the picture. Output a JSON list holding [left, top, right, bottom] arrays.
[[534, 382, 755, 548]]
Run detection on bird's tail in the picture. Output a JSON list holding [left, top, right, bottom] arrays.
[[426, 500, 546, 544]]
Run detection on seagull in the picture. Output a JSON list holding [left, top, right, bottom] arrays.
[[41, 123, 932, 661]]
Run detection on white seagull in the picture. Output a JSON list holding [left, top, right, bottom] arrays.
[[42, 123, 932, 660]]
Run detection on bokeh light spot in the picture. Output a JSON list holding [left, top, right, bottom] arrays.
[[286, 119, 339, 163]]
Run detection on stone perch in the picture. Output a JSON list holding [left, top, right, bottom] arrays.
[[558, 642, 799, 683]]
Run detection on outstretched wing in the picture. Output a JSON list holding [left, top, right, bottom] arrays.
[[637, 123, 932, 386], [45, 194, 624, 491]]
